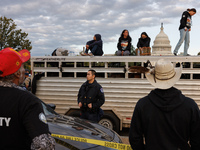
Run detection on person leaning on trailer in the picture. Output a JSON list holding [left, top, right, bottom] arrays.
[[129, 59, 200, 150]]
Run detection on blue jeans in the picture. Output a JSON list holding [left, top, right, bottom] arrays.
[[174, 28, 190, 56], [85, 45, 98, 54]]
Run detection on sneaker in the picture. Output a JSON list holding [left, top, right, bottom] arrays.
[[88, 52, 94, 56], [174, 53, 177, 56], [80, 52, 88, 56]]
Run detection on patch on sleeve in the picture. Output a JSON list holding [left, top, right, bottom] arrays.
[[183, 15, 185, 18], [100, 88, 104, 93], [31, 133, 55, 150], [39, 113, 47, 124]]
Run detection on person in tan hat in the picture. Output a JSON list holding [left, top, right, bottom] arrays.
[[0, 48, 55, 149], [129, 59, 200, 150]]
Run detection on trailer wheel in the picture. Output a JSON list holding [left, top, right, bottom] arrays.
[[99, 112, 120, 133]]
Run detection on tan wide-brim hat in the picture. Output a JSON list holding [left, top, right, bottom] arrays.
[[145, 59, 182, 89]]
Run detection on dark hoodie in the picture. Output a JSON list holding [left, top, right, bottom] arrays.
[[137, 37, 151, 48], [129, 87, 200, 150], [179, 11, 192, 30], [86, 34, 103, 56]]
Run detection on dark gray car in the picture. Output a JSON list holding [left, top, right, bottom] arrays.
[[41, 102, 122, 150]]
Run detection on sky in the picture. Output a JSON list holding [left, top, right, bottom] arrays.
[[0, 0, 200, 56]]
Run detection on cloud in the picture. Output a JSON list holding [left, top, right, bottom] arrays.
[[0, 0, 200, 56]]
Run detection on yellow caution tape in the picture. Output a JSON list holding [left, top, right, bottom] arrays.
[[51, 133, 132, 150]]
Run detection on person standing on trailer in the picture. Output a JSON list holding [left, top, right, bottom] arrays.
[[174, 8, 196, 56]]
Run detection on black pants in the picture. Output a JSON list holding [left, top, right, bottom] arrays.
[[80, 111, 100, 122]]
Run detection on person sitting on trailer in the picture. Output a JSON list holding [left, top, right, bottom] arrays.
[[81, 34, 103, 56], [136, 32, 151, 56], [116, 29, 132, 56]]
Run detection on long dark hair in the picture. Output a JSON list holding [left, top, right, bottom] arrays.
[[187, 8, 196, 13], [120, 29, 131, 39], [140, 32, 149, 38]]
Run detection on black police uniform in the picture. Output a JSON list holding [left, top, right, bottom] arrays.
[[78, 80, 105, 122], [0, 86, 50, 149]]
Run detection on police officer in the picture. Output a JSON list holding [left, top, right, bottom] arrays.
[[0, 48, 55, 149], [78, 69, 105, 122]]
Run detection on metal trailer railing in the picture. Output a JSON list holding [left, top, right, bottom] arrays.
[[31, 55, 200, 80], [31, 56, 200, 132]]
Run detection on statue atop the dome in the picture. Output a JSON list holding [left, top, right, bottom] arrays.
[[161, 22, 163, 30]]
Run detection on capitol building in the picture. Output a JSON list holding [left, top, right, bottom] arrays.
[[152, 23, 173, 56]]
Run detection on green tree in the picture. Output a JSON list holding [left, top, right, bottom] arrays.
[[0, 16, 32, 69], [0, 16, 32, 51], [130, 45, 136, 56]]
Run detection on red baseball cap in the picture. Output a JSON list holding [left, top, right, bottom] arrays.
[[0, 47, 30, 77]]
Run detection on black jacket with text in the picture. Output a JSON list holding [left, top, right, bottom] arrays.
[[129, 87, 200, 150], [0, 86, 50, 149]]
